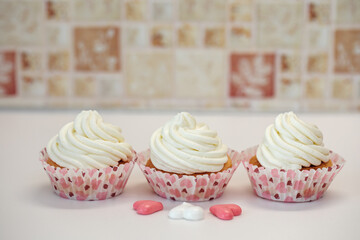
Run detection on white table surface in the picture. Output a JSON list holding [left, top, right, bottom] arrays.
[[0, 110, 359, 240]]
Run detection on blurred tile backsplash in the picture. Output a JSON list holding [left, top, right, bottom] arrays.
[[0, 0, 359, 111]]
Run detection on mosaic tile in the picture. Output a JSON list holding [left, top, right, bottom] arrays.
[[279, 77, 301, 99], [322, 102, 354, 111], [305, 77, 325, 98], [307, 53, 328, 73], [152, 1, 173, 21], [125, 52, 173, 98], [73, 0, 121, 21], [229, 0, 253, 22], [47, 25, 70, 47], [332, 78, 353, 99], [99, 75, 122, 97], [74, 27, 120, 72], [48, 75, 68, 97], [229, 26, 252, 49], [281, 53, 301, 73], [229, 99, 251, 109], [74, 76, 96, 97], [151, 25, 173, 47], [258, 2, 303, 48], [0, 1, 42, 46], [125, 0, 147, 21], [175, 51, 225, 98], [248, 99, 301, 112], [22, 75, 45, 97], [0, 0, 359, 111], [304, 100, 355, 111], [308, 2, 330, 24], [204, 27, 225, 48], [46, 1, 69, 21], [230, 53, 275, 98], [125, 25, 148, 47], [336, 0, 360, 24], [0, 52, 16, 96], [302, 101, 330, 111], [178, 24, 198, 47], [48, 51, 70, 71], [21, 52, 42, 71], [179, 0, 226, 22], [334, 30, 360, 74], [308, 27, 329, 50]]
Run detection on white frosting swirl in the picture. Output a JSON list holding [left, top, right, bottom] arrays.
[[256, 112, 330, 170], [150, 112, 228, 174], [46, 110, 133, 169]]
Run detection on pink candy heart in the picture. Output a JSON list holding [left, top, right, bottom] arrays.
[[133, 200, 163, 215], [210, 204, 242, 220]]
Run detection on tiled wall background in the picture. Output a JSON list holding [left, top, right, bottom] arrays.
[[0, 0, 359, 111]]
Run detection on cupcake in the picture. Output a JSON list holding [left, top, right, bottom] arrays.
[[137, 112, 241, 201], [242, 111, 345, 202], [40, 110, 135, 200]]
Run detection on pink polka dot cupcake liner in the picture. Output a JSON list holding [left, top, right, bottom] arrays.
[[137, 149, 242, 202], [242, 146, 345, 202], [39, 148, 136, 201]]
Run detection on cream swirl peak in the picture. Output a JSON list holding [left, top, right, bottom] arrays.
[[150, 112, 228, 174], [256, 111, 330, 170], [46, 110, 133, 169]]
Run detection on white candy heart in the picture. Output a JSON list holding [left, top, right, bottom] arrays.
[[168, 202, 204, 221]]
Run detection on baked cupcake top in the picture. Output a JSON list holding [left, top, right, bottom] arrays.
[[46, 110, 133, 169], [150, 112, 228, 174], [256, 111, 330, 170]]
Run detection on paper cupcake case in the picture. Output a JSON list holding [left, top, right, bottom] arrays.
[[137, 149, 242, 202], [39, 148, 136, 201], [242, 146, 345, 202]]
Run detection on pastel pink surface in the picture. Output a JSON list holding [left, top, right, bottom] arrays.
[[210, 204, 242, 220], [133, 200, 163, 215]]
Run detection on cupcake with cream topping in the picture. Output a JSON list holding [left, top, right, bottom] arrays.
[[253, 111, 331, 170], [40, 110, 136, 201], [137, 112, 242, 201], [242, 111, 345, 202]]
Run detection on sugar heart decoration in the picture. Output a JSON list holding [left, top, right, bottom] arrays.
[[210, 204, 242, 220], [168, 202, 204, 221], [133, 200, 163, 215]]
